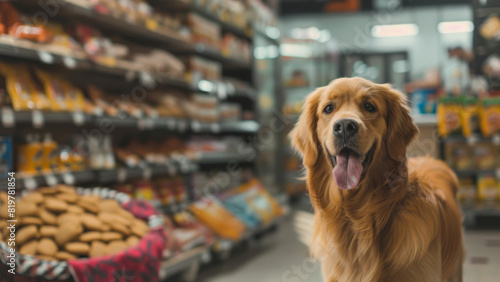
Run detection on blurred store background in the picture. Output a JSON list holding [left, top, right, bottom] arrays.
[[0, 0, 499, 281]]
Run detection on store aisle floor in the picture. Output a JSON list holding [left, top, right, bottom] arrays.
[[199, 202, 500, 282]]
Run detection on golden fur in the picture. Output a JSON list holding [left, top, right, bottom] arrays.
[[290, 78, 464, 282]]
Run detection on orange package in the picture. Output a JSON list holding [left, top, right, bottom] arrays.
[[189, 197, 246, 241], [1, 2, 52, 43]]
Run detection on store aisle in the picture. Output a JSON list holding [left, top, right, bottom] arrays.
[[199, 212, 323, 282], [199, 199, 500, 282]]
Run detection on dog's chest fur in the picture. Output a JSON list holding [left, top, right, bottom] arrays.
[[314, 206, 389, 281]]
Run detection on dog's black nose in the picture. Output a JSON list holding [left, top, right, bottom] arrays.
[[333, 119, 359, 139]]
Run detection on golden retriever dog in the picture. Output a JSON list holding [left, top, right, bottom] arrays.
[[290, 77, 464, 282]]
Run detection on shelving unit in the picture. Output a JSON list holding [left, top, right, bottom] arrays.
[[0, 0, 282, 280], [0, 109, 260, 134], [439, 132, 500, 228], [472, 0, 500, 91]]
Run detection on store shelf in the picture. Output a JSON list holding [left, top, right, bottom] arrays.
[[453, 168, 498, 177], [441, 133, 499, 144], [192, 7, 251, 40], [0, 36, 90, 66], [159, 245, 210, 280], [16, 170, 96, 190], [152, 0, 252, 41], [191, 120, 259, 134], [411, 114, 437, 126], [20, 0, 191, 48], [0, 110, 259, 135], [197, 152, 254, 165], [13, 161, 198, 190]]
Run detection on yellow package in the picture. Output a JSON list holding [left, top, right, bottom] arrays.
[[41, 133, 58, 172], [437, 97, 462, 137], [0, 63, 36, 110], [477, 174, 498, 208], [479, 97, 500, 137], [35, 69, 84, 112], [17, 134, 43, 174], [444, 142, 471, 170], [35, 69, 68, 111], [460, 96, 478, 137], [473, 142, 496, 169], [457, 177, 475, 208], [60, 80, 84, 112]]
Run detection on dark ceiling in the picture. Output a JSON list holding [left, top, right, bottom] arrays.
[[279, 0, 471, 15]]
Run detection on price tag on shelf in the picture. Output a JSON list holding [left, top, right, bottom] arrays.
[[217, 82, 227, 99], [493, 134, 500, 146], [191, 120, 201, 132], [23, 177, 37, 191], [117, 168, 127, 183], [32, 110, 44, 128], [72, 111, 85, 126], [166, 161, 177, 176], [226, 82, 236, 95], [145, 118, 154, 129], [38, 51, 55, 64], [210, 123, 221, 133], [44, 174, 58, 187], [178, 120, 187, 132], [94, 107, 104, 117], [137, 119, 147, 131], [1, 107, 15, 128], [466, 135, 478, 146], [62, 56, 77, 69], [139, 72, 156, 89], [62, 172, 75, 186], [143, 167, 152, 180], [167, 119, 177, 130]]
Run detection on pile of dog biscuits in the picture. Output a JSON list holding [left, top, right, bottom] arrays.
[[0, 185, 149, 261]]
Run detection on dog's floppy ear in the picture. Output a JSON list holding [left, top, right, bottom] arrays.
[[381, 85, 419, 162], [289, 87, 324, 167]]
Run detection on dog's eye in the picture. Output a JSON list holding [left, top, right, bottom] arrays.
[[323, 104, 334, 114], [364, 103, 376, 113]]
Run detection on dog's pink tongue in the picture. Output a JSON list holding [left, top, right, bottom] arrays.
[[333, 151, 363, 190]]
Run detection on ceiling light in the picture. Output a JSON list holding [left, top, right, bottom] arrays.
[[438, 21, 474, 34], [371, 24, 419, 38], [280, 43, 312, 58]]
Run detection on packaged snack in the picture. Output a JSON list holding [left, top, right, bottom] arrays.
[[460, 96, 478, 138], [189, 196, 246, 241], [0, 2, 52, 43], [457, 177, 476, 208], [477, 174, 499, 208], [444, 142, 471, 170], [0, 136, 12, 178], [87, 85, 119, 116], [34, 69, 68, 111], [437, 97, 462, 137], [473, 142, 496, 169], [480, 15, 500, 40], [235, 179, 284, 223], [41, 133, 58, 172], [134, 180, 157, 201], [0, 63, 36, 111], [222, 192, 262, 228], [17, 134, 43, 174], [478, 97, 500, 137]]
